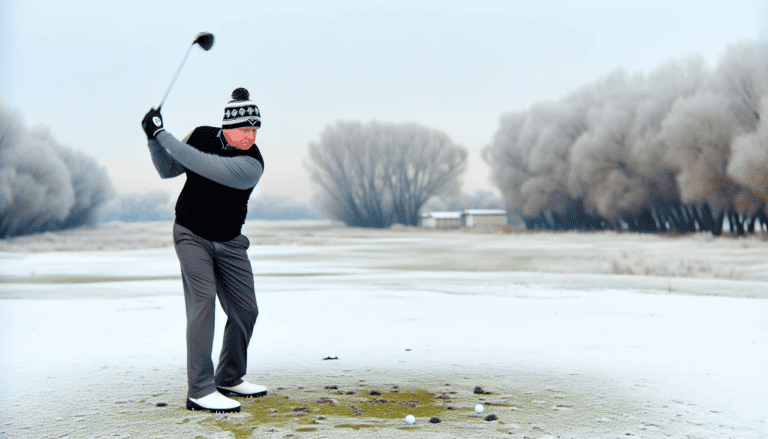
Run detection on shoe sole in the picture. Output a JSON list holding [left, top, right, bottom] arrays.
[[216, 386, 268, 398], [186, 398, 241, 413]]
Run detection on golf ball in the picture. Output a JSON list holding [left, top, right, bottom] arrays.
[[405, 415, 415, 425], [475, 404, 485, 414]]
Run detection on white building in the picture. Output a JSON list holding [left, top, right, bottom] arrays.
[[421, 210, 508, 229], [420, 211, 462, 229], [461, 209, 508, 228]]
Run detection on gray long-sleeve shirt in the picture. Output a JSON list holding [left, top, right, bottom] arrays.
[[148, 130, 263, 190]]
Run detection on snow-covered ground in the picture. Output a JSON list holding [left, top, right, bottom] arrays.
[[0, 220, 766, 438]]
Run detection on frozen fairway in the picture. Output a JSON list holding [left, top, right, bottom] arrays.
[[0, 220, 767, 438]]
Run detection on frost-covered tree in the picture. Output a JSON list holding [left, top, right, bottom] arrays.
[[0, 105, 113, 238], [483, 41, 768, 235], [306, 121, 467, 227]]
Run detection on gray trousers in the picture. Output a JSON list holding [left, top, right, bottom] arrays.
[[172, 223, 259, 399]]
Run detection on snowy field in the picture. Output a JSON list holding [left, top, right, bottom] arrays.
[[0, 220, 766, 438]]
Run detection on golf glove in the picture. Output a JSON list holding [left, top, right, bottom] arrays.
[[142, 108, 166, 140]]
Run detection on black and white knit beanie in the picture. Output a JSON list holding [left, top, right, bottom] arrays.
[[222, 87, 261, 129]]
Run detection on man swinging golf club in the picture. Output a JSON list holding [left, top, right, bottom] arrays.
[[141, 87, 265, 413]]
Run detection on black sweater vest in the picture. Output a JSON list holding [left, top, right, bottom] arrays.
[[175, 126, 264, 242]]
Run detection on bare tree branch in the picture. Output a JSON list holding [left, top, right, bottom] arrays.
[[305, 121, 467, 227]]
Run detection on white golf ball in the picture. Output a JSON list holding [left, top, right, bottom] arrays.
[[475, 404, 485, 414], [405, 415, 416, 425]]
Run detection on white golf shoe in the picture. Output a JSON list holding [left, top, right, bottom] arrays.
[[216, 380, 268, 398], [186, 390, 241, 413]]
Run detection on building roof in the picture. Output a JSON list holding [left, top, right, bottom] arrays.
[[462, 209, 507, 216], [423, 211, 463, 219]]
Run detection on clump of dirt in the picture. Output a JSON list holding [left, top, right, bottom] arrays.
[[473, 386, 492, 394]]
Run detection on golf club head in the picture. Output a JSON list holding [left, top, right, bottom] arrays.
[[194, 32, 215, 51]]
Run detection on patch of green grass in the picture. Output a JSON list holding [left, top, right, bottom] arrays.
[[128, 379, 641, 438], [199, 417, 255, 439], [334, 424, 376, 430], [199, 387, 458, 437]]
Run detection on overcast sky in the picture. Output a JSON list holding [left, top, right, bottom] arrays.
[[2, 0, 766, 203]]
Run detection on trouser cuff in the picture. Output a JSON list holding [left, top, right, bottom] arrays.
[[216, 377, 244, 388]]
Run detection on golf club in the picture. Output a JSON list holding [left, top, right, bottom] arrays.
[[157, 32, 215, 111]]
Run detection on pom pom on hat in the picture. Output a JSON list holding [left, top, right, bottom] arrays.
[[223, 87, 261, 129], [231, 87, 250, 102]]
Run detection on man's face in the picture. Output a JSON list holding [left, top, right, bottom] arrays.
[[223, 127, 258, 150]]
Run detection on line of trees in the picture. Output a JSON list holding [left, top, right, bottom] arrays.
[[482, 40, 768, 236], [98, 192, 174, 223], [97, 192, 324, 223], [523, 200, 768, 235]]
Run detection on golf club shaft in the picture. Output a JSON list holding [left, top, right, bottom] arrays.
[[158, 43, 195, 111]]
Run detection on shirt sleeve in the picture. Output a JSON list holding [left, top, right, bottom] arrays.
[[147, 135, 187, 179], [155, 130, 263, 190]]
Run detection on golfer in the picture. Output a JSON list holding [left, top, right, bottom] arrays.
[[141, 87, 265, 413]]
